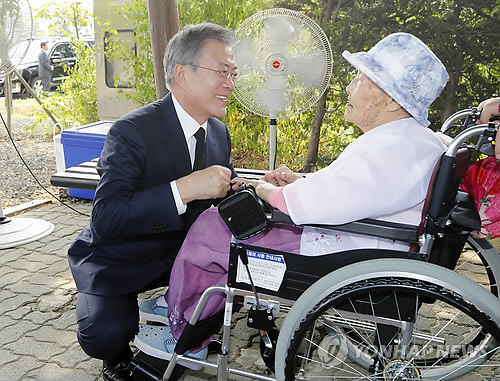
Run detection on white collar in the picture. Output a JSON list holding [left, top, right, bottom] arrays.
[[171, 94, 208, 142]]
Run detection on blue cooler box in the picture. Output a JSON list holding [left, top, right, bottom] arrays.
[[61, 121, 113, 200]]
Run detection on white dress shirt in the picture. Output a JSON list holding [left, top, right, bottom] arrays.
[[170, 94, 207, 215]]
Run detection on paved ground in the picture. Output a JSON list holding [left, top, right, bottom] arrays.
[[1, 200, 499, 381], [0, 201, 272, 381]]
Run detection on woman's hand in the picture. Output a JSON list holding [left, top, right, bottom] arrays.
[[254, 181, 276, 203], [230, 177, 276, 203], [263, 164, 301, 186]]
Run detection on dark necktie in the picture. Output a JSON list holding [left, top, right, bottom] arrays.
[[193, 127, 206, 171], [184, 127, 208, 228]]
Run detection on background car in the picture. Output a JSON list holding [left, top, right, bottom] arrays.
[[0, 37, 94, 97]]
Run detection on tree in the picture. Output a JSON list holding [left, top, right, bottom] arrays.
[[147, 0, 180, 99], [98, 0, 500, 170], [382, 0, 500, 122], [34, 1, 93, 40], [28, 1, 97, 131], [101, 0, 273, 111], [273, 0, 500, 171]]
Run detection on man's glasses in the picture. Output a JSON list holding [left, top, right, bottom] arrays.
[[190, 64, 239, 83]]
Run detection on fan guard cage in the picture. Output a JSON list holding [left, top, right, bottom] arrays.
[[0, 0, 33, 75], [234, 8, 333, 119]]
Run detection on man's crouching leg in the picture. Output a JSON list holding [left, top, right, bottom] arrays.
[[76, 292, 139, 381]]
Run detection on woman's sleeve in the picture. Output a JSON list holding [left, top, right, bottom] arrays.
[[268, 187, 289, 214]]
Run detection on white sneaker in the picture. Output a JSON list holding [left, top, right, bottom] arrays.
[[134, 324, 208, 370], [139, 296, 169, 325]]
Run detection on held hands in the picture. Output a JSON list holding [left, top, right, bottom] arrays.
[[262, 164, 301, 186], [177, 165, 232, 204], [231, 164, 300, 203], [231, 178, 275, 203]]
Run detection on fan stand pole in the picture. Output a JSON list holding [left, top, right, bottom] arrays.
[[269, 118, 277, 170], [13, 69, 59, 125], [0, 195, 55, 250], [5, 73, 13, 133]]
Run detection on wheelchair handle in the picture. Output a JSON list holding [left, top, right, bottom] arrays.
[[441, 108, 500, 135], [440, 108, 479, 134], [445, 123, 498, 158]]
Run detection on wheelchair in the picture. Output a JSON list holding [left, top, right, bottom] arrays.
[[136, 109, 500, 381]]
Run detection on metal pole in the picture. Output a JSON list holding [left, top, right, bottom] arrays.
[[5, 72, 13, 134], [269, 118, 277, 170], [13, 69, 59, 125], [0, 196, 9, 222]]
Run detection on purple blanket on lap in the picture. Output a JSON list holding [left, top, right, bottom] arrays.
[[167, 207, 302, 350]]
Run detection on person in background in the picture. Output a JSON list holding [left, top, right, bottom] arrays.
[[135, 32, 449, 358], [37, 41, 53, 92], [67, 23, 238, 381]]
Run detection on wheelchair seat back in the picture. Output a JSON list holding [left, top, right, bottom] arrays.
[[420, 148, 481, 269]]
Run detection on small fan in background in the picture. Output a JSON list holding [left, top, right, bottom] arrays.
[[0, 0, 33, 75], [1, 0, 55, 249], [234, 8, 333, 170]]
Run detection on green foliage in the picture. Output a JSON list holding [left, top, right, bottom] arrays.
[[100, 0, 274, 108], [42, 0, 500, 170], [377, 0, 500, 123], [27, 40, 98, 133], [96, 0, 358, 170], [27, 1, 96, 135], [33, 1, 92, 39], [178, 0, 273, 29]]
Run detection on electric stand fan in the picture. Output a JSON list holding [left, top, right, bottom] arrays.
[[0, 0, 55, 249], [233, 8, 333, 170]]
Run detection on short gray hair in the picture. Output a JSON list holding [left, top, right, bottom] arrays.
[[163, 23, 235, 90]]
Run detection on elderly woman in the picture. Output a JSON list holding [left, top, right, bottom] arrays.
[[134, 32, 449, 361]]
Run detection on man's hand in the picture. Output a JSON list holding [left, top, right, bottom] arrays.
[[230, 177, 265, 190], [262, 164, 301, 186], [177, 165, 232, 204]]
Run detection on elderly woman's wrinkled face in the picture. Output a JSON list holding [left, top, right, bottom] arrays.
[[344, 71, 392, 132]]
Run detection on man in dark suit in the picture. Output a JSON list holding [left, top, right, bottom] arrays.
[[67, 23, 238, 381], [38, 41, 54, 91]]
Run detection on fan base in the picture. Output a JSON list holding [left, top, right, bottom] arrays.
[[0, 217, 55, 249]]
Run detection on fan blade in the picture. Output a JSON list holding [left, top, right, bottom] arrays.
[[264, 16, 295, 41], [257, 87, 290, 116], [234, 39, 259, 69], [266, 75, 287, 91], [234, 8, 333, 119], [264, 38, 292, 56], [287, 53, 329, 88]]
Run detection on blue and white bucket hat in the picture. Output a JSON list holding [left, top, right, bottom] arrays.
[[342, 32, 449, 127]]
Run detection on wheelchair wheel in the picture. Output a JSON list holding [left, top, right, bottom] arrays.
[[455, 236, 500, 296], [275, 259, 500, 381]]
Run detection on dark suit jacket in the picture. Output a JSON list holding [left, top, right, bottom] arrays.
[[68, 94, 236, 295], [38, 49, 52, 81]]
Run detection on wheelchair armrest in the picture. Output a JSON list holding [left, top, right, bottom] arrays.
[[271, 209, 419, 243]]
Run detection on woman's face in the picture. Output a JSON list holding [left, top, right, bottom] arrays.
[[344, 71, 392, 132]]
